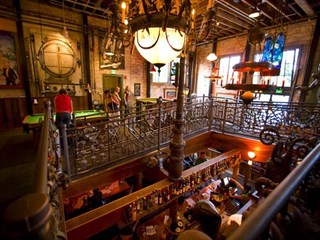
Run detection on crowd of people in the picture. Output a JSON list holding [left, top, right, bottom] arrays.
[[104, 85, 132, 120]]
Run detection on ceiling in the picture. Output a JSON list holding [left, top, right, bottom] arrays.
[[47, 0, 320, 45]]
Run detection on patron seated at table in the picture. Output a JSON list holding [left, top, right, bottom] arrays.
[[195, 151, 208, 165]]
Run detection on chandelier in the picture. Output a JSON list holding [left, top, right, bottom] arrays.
[[102, 0, 216, 71], [127, 0, 192, 70]]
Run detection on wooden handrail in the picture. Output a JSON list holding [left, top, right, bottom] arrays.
[[2, 101, 53, 239], [33, 101, 51, 193]]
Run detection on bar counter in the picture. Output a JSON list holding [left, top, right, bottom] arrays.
[[135, 180, 254, 240]]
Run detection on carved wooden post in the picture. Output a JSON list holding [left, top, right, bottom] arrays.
[[163, 57, 185, 181], [163, 57, 186, 225]]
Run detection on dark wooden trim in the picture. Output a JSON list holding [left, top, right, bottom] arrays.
[[146, 61, 151, 97], [15, 0, 32, 115], [82, 14, 93, 109], [300, 15, 320, 102]]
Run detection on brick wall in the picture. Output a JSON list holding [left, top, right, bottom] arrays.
[[194, 20, 319, 101]]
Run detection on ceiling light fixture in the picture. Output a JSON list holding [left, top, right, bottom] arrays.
[[103, 0, 217, 72], [128, 1, 190, 71], [206, 53, 218, 62], [249, 8, 260, 18], [107, 0, 217, 73], [150, 64, 156, 73]]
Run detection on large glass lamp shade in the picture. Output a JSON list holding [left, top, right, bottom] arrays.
[[134, 27, 185, 69]]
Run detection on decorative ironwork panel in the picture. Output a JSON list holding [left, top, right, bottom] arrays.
[[64, 97, 319, 178]]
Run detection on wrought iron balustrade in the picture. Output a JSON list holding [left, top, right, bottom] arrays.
[[64, 97, 319, 178]]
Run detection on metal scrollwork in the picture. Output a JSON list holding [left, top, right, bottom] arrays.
[[259, 127, 281, 145]]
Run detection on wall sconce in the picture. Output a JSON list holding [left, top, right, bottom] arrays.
[[248, 151, 256, 160], [249, 7, 260, 18], [244, 151, 256, 184]]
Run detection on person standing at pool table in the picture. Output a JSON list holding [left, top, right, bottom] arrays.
[[54, 88, 73, 134]]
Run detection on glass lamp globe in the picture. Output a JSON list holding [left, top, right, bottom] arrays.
[[134, 27, 185, 69], [248, 151, 256, 159]]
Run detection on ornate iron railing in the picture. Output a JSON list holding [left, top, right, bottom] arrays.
[[64, 97, 319, 178], [3, 98, 319, 240]]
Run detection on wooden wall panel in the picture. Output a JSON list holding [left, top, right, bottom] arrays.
[[32, 96, 89, 114], [209, 131, 274, 163], [0, 98, 27, 129], [0, 96, 88, 130]]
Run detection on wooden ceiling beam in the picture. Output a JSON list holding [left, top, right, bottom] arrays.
[[265, 0, 292, 21], [294, 0, 315, 16]]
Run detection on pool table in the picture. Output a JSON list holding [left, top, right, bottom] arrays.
[[22, 110, 108, 146]]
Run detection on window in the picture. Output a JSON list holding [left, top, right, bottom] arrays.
[[253, 48, 300, 102], [218, 55, 241, 85], [151, 58, 180, 83]]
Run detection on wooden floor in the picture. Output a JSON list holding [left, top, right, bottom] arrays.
[[0, 128, 38, 214]]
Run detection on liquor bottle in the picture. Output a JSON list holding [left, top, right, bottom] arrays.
[[182, 182, 186, 193], [186, 177, 191, 191], [136, 197, 140, 212], [191, 174, 195, 188], [154, 189, 159, 205], [158, 190, 163, 205], [197, 172, 201, 184], [203, 169, 208, 182], [172, 184, 177, 196], [139, 197, 144, 213], [132, 202, 137, 221], [166, 187, 171, 201], [179, 181, 183, 195], [127, 204, 133, 222], [143, 196, 147, 211], [147, 195, 153, 209]]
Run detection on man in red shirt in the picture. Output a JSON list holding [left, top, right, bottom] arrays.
[[54, 88, 73, 130]]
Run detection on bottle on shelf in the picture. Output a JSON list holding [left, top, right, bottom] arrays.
[[127, 204, 133, 222], [143, 196, 148, 211], [158, 190, 163, 205], [132, 202, 137, 221], [136, 197, 141, 213], [154, 189, 159, 205]]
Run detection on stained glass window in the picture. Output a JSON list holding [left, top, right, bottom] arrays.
[[261, 32, 286, 76]]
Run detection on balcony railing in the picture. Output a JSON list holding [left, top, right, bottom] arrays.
[[2, 97, 319, 240], [64, 96, 319, 178]]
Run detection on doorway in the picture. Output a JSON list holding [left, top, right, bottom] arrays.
[[102, 74, 123, 105]]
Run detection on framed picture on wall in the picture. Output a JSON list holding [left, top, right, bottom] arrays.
[[134, 83, 141, 96], [164, 88, 177, 100], [0, 31, 22, 88]]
